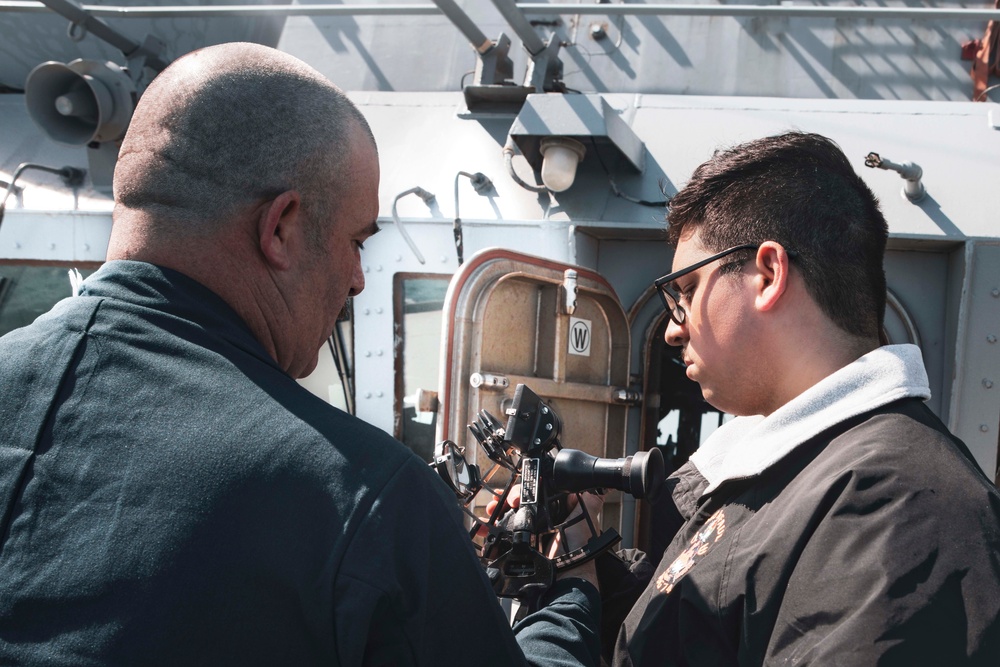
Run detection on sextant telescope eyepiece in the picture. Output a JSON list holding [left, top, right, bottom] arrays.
[[551, 447, 665, 501]]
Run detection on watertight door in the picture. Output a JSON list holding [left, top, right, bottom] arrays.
[[437, 248, 632, 530]]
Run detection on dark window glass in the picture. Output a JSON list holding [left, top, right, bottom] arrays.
[[0, 266, 95, 336]]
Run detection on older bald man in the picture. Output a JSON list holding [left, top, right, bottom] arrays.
[[0, 43, 600, 666]]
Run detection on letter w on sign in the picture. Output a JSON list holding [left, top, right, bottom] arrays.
[[569, 317, 591, 357]]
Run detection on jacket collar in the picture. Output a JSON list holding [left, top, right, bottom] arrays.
[[688, 344, 931, 495], [77, 260, 279, 370]]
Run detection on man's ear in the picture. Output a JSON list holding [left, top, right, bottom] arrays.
[[258, 191, 302, 271], [754, 242, 792, 312]]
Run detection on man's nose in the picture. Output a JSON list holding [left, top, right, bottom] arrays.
[[349, 259, 365, 297], [664, 317, 687, 347]]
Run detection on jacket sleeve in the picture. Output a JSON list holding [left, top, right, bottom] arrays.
[[514, 578, 602, 667], [335, 455, 601, 667]]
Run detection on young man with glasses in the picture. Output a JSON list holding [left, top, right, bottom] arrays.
[[613, 132, 1000, 664]]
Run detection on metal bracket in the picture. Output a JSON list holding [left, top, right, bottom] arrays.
[[561, 269, 578, 316], [864, 151, 926, 202]]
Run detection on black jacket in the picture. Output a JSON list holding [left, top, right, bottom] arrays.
[[616, 398, 1000, 665]]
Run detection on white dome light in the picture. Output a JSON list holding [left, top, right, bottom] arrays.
[[539, 137, 586, 192]]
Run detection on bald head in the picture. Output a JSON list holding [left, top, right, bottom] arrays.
[[106, 43, 381, 379], [113, 42, 374, 237]]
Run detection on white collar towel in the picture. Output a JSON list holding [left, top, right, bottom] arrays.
[[688, 344, 931, 495]]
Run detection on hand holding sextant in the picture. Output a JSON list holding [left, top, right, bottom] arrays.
[[431, 384, 664, 601]]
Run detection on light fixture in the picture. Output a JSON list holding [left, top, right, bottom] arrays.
[[508, 93, 644, 193], [539, 137, 586, 192]]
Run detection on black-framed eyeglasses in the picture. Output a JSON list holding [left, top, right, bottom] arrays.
[[653, 244, 760, 326]]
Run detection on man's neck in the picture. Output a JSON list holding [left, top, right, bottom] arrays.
[[762, 333, 879, 417], [107, 211, 286, 370]]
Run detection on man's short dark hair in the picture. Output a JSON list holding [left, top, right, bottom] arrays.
[[667, 132, 888, 339]]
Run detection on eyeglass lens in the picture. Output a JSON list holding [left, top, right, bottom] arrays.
[[654, 244, 760, 326], [658, 286, 685, 325]]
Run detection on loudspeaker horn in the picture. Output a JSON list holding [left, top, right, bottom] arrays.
[[25, 59, 136, 146]]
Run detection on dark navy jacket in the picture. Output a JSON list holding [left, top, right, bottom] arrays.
[[0, 261, 599, 666]]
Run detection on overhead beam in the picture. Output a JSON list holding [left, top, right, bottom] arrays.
[[4, 1, 999, 21]]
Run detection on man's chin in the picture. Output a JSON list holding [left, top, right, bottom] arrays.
[[291, 352, 321, 380], [684, 362, 702, 383], [699, 386, 725, 413]]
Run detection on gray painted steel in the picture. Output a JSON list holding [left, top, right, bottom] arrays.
[[1, 0, 997, 490]]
